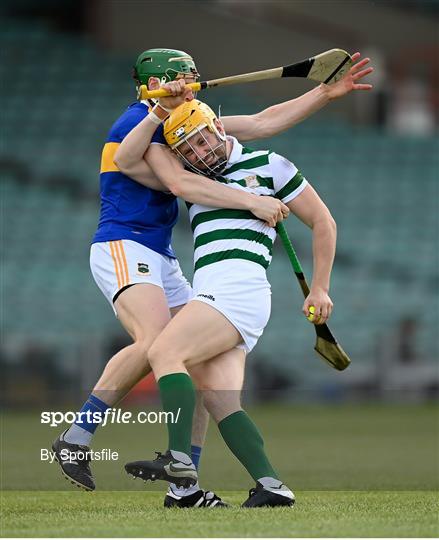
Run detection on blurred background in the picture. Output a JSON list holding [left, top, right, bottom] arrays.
[[1, 0, 438, 492]]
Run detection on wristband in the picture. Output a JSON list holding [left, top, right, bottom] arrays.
[[156, 103, 173, 114], [150, 103, 171, 123], [148, 111, 163, 125], [153, 104, 172, 118]]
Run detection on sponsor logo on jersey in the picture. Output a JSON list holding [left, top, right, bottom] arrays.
[[244, 175, 260, 188], [197, 293, 215, 302], [137, 263, 150, 275]]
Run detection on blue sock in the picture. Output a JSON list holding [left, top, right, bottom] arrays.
[[76, 394, 111, 433], [191, 444, 202, 470], [64, 394, 111, 445]]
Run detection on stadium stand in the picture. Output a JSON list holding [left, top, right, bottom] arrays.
[[1, 18, 438, 396]]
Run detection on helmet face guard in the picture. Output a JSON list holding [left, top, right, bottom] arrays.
[[174, 125, 228, 177], [133, 48, 199, 89], [164, 101, 228, 177]]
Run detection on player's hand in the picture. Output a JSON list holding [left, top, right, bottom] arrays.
[[303, 288, 333, 325], [148, 78, 194, 111], [323, 52, 373, 100], [249, 195, 289, 227]]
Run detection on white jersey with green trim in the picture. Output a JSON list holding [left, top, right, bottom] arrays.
[[188, 136, 308, 273]]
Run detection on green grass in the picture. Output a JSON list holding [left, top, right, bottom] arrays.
[[1, 404, 438, 536], [2, 404, 438, 491], [1, 490, 438, 537]]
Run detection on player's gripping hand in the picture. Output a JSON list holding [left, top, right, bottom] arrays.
[[148, 77, 194, 111], [323, 52, 373, 100], [303, 288, 333, 325], [249, 195, 289, 227]]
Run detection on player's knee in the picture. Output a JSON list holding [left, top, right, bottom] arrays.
[[132, 338, 151, 363], [147, 341, 163, 369], [147, 340, 182, 371]]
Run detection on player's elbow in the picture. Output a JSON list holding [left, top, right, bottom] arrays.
[[164, 181, 183, 198], [147, 166, 184, 197], [324, 215, 337, 239], [322, 213, 337, 233], [255, 105, 286, 139], [251, 112, 274, 139], [166, 171, 194, 198], [312, 212, 337, 235], [113, 153, 128, 173], [115, 160, 131, 177], [326, 213, 337, 232]]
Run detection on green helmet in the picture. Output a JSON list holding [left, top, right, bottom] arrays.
[[133, 48, 199, 87]]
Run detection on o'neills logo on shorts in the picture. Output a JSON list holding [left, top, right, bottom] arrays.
[[197, 293, 215, 302], [137, 263, 150, 275]]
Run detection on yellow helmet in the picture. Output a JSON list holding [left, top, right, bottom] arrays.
[[163, 100, 227, 176], [164, 100, 223, 147]]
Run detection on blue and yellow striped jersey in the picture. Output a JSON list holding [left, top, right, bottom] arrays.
[[92, 102, 178, 258]]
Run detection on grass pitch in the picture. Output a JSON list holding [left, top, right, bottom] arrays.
[[1, 490, 438, 537], [1, 403, 438, 536]]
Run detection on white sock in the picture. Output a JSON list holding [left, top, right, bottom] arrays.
[[63, 424, 93, 446], [169, 482, 200, 497]]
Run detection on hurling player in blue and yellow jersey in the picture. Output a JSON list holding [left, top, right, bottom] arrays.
[[94, 99, 177, 256], [52, 48, 373, 508]]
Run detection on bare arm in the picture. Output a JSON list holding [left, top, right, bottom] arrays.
[[286, 184, 337, 324], [114, 102, 170, 191], [222, 52, 373, 141], [114, 99, 289, 225], [115, 78, 290, 225], [114, 78, 194, 190], [116, 156, 167, 192], [146, 144, 289, 227]]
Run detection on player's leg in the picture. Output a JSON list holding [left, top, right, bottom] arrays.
[[188, 392, 208, 467], [162, 380, 228, 509], [125, 300, 242, 487], [189, 347, 245, 423], [178, 263, 293, 507], [166, 264, 213, 476], [191, 350, 295, 508], [149, 300, 242, 454], [94, 283, 170, 397], [150, 300, 242, 378], [163, 303, 228, 507], [52, 283, 171, 490], [169, 304, 207, 470], [52, 241, 206, 491]]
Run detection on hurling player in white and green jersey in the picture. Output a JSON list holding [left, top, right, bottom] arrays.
[[120, 100, 337, 507]]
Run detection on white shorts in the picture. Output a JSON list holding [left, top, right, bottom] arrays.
[[192, 259, 271, 352], [90, 240, 193, 315]]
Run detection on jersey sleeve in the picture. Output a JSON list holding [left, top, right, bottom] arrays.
[[269, 152, 308, 204]]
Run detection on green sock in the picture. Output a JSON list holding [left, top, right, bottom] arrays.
[[158, 373, 195, 456], [218, 410, 278, 481]]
